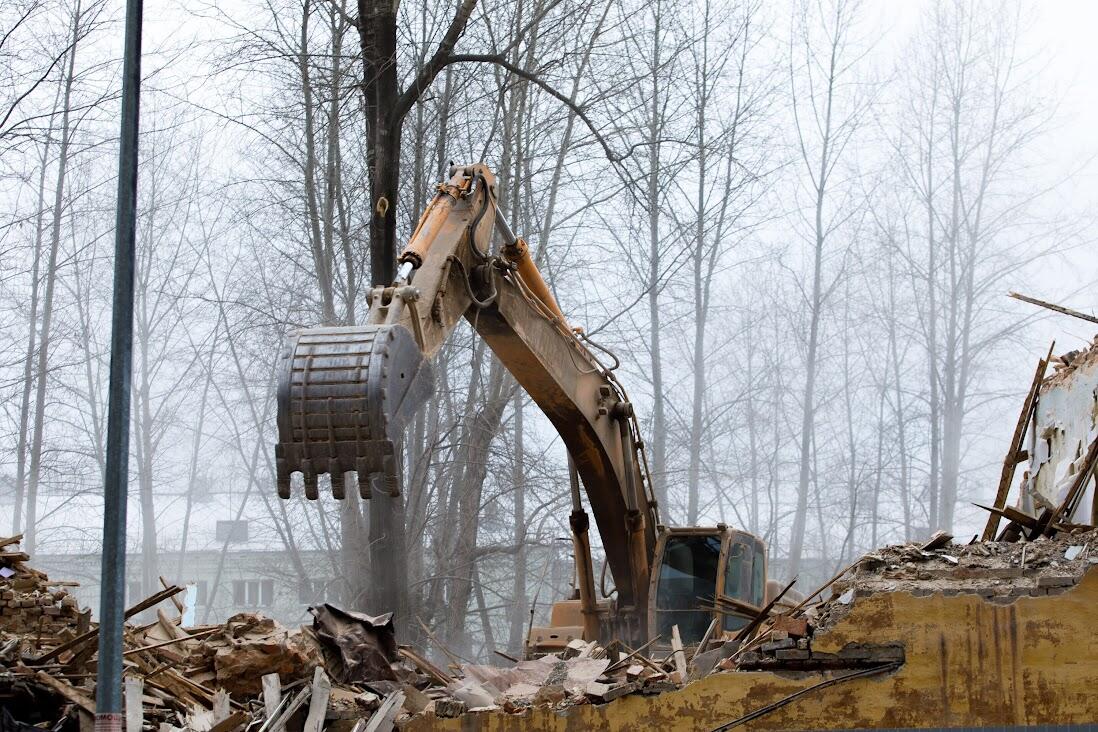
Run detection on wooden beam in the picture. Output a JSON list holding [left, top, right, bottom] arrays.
[[1009, 292, 1098, 325], [35, 670, 95, 714], [974, 503, 1038, 530], [982, 343, 1053, 541]]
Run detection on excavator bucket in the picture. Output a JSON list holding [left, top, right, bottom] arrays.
[[274, 324, 434, 500]]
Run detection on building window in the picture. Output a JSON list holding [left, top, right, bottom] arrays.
[[298, 579, 330, 603], [216, 520, 249, 543], [232, 579, 274, 607]]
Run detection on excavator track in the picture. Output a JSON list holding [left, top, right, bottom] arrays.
[[274, 323, 433, 500]]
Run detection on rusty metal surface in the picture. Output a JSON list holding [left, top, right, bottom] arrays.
[[406, 568, 1098, 731]]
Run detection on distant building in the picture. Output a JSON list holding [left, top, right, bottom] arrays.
[[34, 548, 339, 627]]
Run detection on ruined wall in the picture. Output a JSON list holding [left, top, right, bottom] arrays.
[[1028, 338, 1098, 521], [407, 567, 1098, 730]]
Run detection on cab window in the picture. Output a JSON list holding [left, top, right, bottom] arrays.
[[654, 535, 721, 644], [723, 542, 749, 631]]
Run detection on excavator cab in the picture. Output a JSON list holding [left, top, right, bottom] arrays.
[[648, 526, 766, 645], [529, 525, 767, 656]]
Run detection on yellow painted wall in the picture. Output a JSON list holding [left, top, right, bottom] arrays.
[[406, 568, 1098, 730]]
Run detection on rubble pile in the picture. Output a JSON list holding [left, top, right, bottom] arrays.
[[0, 550, 83, 637], [2, 523, 1095, 729], [0, 534, 704, 731], [813, 527, 1098, 631]]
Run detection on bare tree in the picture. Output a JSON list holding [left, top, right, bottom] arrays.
[[785, 0, 869, 577]]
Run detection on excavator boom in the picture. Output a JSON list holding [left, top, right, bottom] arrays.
[[275, 164, 659, 636]]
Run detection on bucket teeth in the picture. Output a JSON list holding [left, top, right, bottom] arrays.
[[276, 455, 292, 499], [331, 465, 347, 500]]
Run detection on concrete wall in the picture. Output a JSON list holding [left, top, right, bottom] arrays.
[[409, 567, 1098, 730], [1028, 347, 1098, 521]]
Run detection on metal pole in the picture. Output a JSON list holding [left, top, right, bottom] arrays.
[[95, 0, 142, 726]]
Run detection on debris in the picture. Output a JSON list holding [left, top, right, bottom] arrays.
[[669, 625, 688, 681], [364, 691, 405, 732], [303, 667, 332, 732], [309, 604, 398, 684], [920, 530, 954, 551], [1, 517, 1093, 730]]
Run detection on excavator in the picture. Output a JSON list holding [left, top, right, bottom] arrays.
[[273, 164, 768, 655]]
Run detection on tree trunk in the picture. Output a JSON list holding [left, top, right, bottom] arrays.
[[12, 126, 55, 535], [646, 0, 667, 513], [25, 0, 82, 553]]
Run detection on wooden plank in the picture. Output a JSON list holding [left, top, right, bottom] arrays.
[[1009, 292, 1098, 325], [256, 687, 310, 732], [35, 670, 96, 714], [398, 646, 454, 685], [0, 534, 24, 549], [364, 690, 405, 732], [159, 576, 185, 615], [261, 673, 282, 732], [604, 635, 661, 674], [209, 712, 248, 732], [670, 625, 688, 682], [974, 503, 1038, 529], [693, 617, 719, 661], [712, 594, 764, 618], [0, 552, 31, 562], [123, 627, 217, 656], [302, 667, 331, 732], [982, 344, 1052, 541], [733, 577, 797, 642]]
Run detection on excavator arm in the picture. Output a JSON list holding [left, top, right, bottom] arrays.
[[275, 164, 660, 632]]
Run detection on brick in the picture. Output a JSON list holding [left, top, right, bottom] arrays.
[[640, 680, 678, 695], [1009, 585, 1035, 597], [774, 649, 811, 661], [736, 651, 761, 666], [760, 638, 796, 652], [434, 699, 467, 718], [1036, 575, 1076, 588], [772, 616, 809, 638]]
